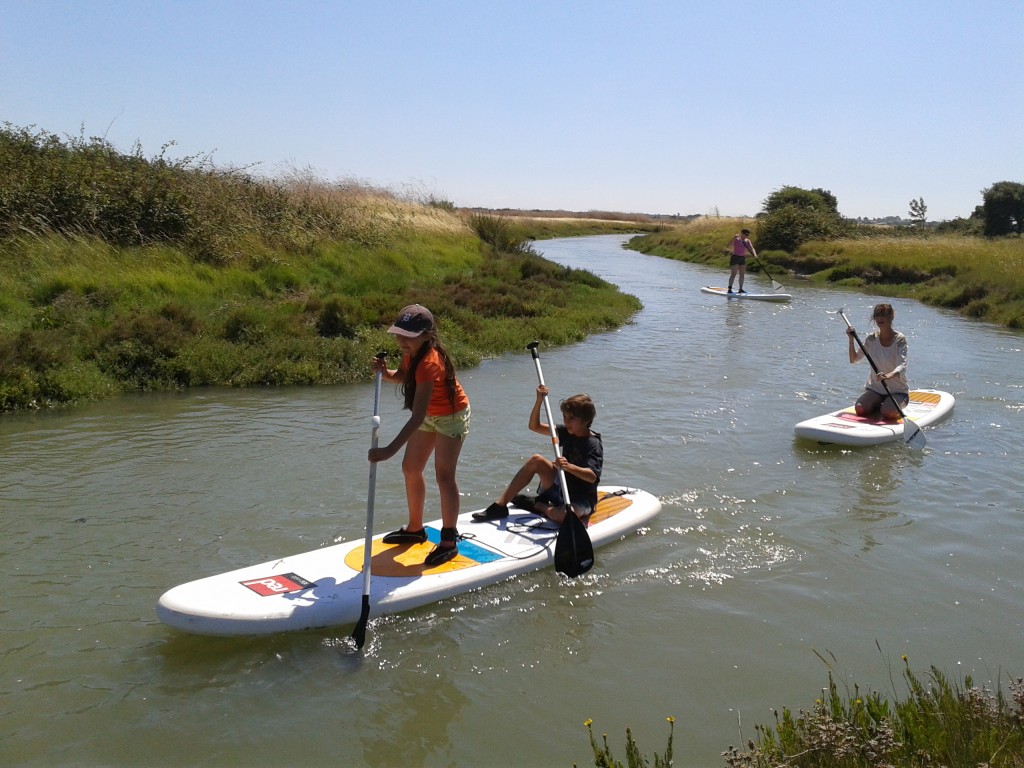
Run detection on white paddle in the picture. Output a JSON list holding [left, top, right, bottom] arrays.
[[351, 351, 386, 650], [526, 341, 594, 577]]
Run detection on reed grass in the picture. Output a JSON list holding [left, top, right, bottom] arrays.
[[582, 661, 1024, 768], [580, 717, 675, 768], [724, 658, 1024, 768]]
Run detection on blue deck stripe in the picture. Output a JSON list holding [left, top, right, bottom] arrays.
[[425, 527, 504, 563]]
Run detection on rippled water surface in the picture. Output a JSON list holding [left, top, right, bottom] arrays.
[[2, 235, 1022, 766]]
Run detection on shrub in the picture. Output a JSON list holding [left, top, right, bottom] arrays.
[[469, 213, 537, 255], [757, 205, 852, 252], [316, 296, 364, 339]]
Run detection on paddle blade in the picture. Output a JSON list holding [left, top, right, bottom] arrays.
[[351, 596, 371, 650], [904, 420, 927, 449], [554, 512, 594, 577]]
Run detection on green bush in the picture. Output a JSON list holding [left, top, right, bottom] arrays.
[[756, 205, 852, 252]]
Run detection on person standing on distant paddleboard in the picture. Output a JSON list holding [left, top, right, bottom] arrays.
[[846, 303, 909, 420], [368, 304, 470, 566], [724, 228, 756, 294]]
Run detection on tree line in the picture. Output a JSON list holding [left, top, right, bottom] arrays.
[[753, 182, 1024, 253]]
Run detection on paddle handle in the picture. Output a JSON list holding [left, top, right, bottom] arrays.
[[527, 342, 572, 511]]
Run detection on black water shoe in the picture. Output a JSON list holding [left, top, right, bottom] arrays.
[[472, 502, 509, 521], [424, 543, 458, 566], [382, 527, 427, 544], [511, 494, 538, 511]]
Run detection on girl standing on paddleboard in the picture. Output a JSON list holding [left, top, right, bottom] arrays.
[[724, 228, 756, 294], [846, 303, 909, 419], [368, 304, 470, 566]]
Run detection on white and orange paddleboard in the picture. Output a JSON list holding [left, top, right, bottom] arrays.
[[794, 389, 954, 446], [156, 486, 660, 636]]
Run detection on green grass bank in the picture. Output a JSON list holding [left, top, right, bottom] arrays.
[[628, 217, 1024, 328], [0, 124, 645, 413], [0, 223, 641, 413]]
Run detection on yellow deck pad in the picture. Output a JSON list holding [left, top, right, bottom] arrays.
[[344, 492, 635, 577]]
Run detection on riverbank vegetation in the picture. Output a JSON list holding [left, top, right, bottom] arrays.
[[583, 660, 1024, 767], [0, 124, 640, 413], [628, 209, 1024, 329]]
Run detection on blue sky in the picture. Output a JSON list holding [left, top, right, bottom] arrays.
[[2, 1, 1021, 221]]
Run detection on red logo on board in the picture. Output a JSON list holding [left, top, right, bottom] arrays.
[[240, 573, 315, 596]]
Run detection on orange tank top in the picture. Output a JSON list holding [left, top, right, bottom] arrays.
[[411, 348, 469, 417]]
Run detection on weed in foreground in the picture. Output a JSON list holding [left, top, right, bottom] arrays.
[[579, 717, 674, 768], [726, 658, 1024, 768]]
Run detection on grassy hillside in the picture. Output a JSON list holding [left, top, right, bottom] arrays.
[[0, 125, 641, 412]]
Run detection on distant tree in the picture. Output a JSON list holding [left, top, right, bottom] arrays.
[[809, 187, 839, 212], [981, 181, 1024, 235], [761, 186, 839, 215], [908, 197, 927, 226], [756, 186, 849, 252], [936, 216, 982, 235]]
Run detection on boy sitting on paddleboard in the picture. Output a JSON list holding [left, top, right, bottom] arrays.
[[472, 387, 602, 525]]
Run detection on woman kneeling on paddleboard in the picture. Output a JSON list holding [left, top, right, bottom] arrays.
[[368, 305, 470, 566], [846, 303, 909, 420]]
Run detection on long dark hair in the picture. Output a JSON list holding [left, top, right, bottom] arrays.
[[402, 330, 459, 411]]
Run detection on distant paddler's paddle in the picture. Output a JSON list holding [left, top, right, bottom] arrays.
[[351, 351, 387, 650], [749, 251, 784, 291], [526, 341, 594, 577], [837, 309, 925, 449]]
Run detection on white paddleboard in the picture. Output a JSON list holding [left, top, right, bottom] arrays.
[[701, 286, 792, 302], [156, 486, 661, 636], [793, 389, 955, 446]]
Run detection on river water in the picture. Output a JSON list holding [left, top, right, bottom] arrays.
[[2, 235, 1022, 767]]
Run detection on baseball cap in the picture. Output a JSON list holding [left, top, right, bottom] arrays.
[[387, 304, 434, 337]]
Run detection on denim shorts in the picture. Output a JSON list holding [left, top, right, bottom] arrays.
[[419, 406, 471, 440]]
